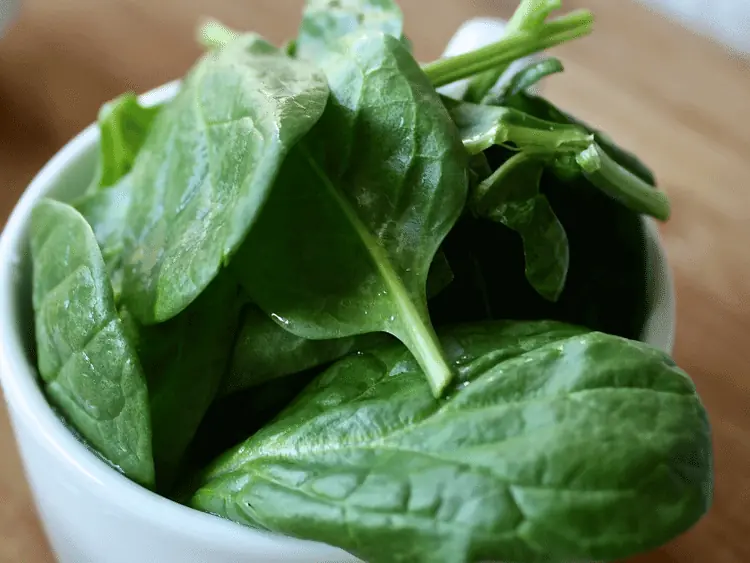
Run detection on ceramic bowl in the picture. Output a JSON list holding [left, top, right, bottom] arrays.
[[0, 18, 675, 563]]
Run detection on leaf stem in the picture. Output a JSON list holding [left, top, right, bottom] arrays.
[[424, 10, 594, 88], [577, 144, 671, 220]]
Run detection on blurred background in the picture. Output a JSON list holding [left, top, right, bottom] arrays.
[[0, 0, 748, 562]]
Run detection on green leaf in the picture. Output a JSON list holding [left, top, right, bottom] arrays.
[[473, 153, 569, 302], [224, 254, 453, 396], [445, 98, 593, 155], [120, 34, 329, 325], [30, 199, 154, 487], [429, 173, 650, 341], [90, 93, 161, 190], [232, 33, 468, 397], [296, 0, 404, 60], [190, 321, 712, 563], [134, 273, 242, 492], [75, 174, 132, 301], [222, 304, 390, 396]]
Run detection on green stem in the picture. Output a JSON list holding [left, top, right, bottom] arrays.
[[577, 144, 671, 221], [424, 10, 593, 88], [465, 0, 562, 103]]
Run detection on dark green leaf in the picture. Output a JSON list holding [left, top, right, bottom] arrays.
[[444, 98, 592, 155], [190, 321, 712, 563], [89, 93, 161, 190], [296, 0, 403, 60], [429, 171, 650, 341], [120, 35, 329, 324], [135, 273, 243, 492], [224, 253, 453, 396], [223, 304, 390, 396], [473, 153, 569, 302], [232, 33, 468, 397], [30, 199, 154, 487]]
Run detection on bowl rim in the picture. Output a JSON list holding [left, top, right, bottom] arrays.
[[0, 16, 676, 558]]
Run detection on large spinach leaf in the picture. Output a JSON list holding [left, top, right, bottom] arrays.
[[88, 93, 161, 191], [190, 321, 712, 563], [134, 273, 242, 492], [296, 0, 403, 60], [120, 35, 329, 325], [232, 33, 468, 397], [30, 199, 154, 487]]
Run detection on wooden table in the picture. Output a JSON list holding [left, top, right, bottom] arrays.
[[1, 0, 749, 561]]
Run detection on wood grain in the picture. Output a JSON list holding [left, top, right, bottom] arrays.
[[1, 0, 748, 561]]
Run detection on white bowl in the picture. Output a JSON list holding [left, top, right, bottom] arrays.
[[0, 18, 675, 563]]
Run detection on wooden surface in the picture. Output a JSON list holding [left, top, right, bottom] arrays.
[[1, 0, 749, 561]]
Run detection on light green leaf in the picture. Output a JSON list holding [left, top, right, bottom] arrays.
[[296, 0, 403, 59], [31, 199, 154, 487], [120, 34, 329, 325]]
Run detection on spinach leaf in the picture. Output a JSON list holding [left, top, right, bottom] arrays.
[[120, 34, 329, 325], [232, 33, 468, 397], [75, 174, 132, 301], [135, 273, 243, 492], [224, 253, 453, 396], [472, 152, 569, 302], [223, 304, 389, 396], [296, 0, 403, 60], [89, 93, 161, 191], [30, 199, 154, 487], [190, 321, 712, 563], [430, 170, 650, 341]]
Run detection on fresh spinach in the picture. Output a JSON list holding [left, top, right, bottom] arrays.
[[30, 199, 154, 487], [296, 0, 404, 60], [430, 170, 650, 341], [75, 174, 132, 301], [190, 321, 712, 563], [135, 273, 243, 492], [232, 33, 468, 397], [120, 34, 329, 325], [28, 3, 714, 560], [472, 152, 569, 301], [88, 93, 161, 191], [224, 304, 389, 396]]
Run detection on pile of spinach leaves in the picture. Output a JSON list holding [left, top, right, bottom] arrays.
[[29, 1, 712, 562]]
